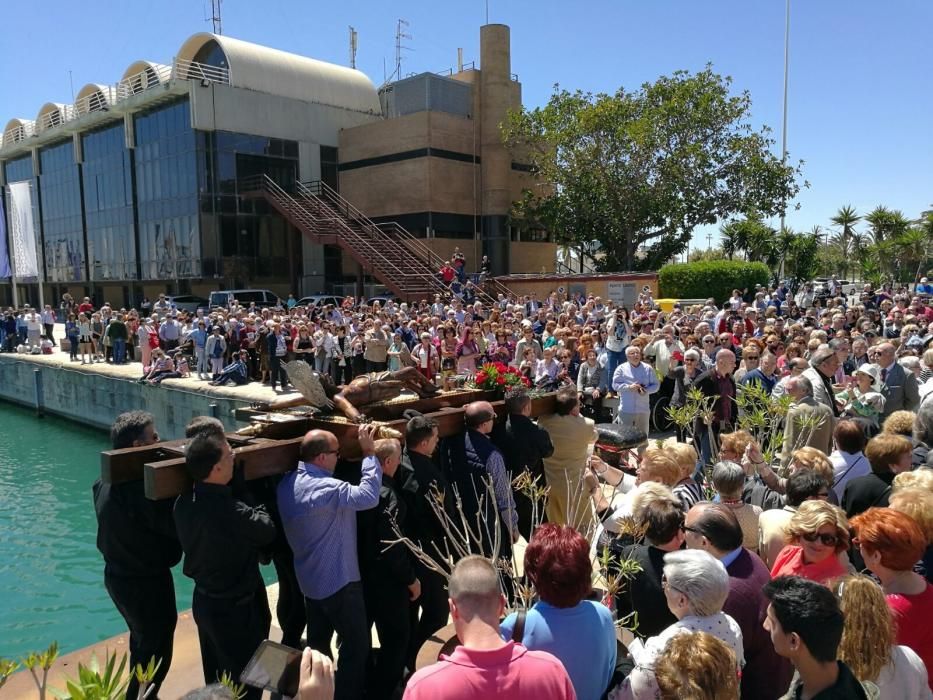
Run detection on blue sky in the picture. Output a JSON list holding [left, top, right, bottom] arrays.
[[2, 1, 931, 250]]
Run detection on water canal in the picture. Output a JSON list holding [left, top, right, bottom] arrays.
[[0, 401, 275, 659]]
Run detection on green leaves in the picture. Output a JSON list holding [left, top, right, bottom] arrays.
[[658, 259, 769, 302], [504, 66, 803, 271], [51, 652, 128, 700]]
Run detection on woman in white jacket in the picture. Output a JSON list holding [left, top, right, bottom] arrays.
[[831, 575, 931, 700]]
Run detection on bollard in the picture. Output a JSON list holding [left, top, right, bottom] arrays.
[[209, 402, 219, 419], [34, 368, 44, 418]]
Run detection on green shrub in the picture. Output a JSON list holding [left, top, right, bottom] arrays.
[[659, 260, 770, 303]]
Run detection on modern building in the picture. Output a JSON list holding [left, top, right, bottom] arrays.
[[0, 24, 555, 308]]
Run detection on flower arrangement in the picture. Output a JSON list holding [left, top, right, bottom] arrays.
[[472, 361, 531, 392]]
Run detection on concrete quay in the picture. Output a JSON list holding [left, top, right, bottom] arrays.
[[0, 327, 303, 439]]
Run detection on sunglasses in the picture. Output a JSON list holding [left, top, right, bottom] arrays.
[[745, 355, 760, 360], [802, 531, 838, 547]]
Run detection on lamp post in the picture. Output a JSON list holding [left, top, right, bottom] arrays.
[[778, 0, 790, 279]]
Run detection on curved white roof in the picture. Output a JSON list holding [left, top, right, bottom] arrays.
[[120, 60, 171, 93], [36, 102, 74, 132], [3, 118, 36, 145], [75, 83, 116, 114], [176, 33, 380, 114]]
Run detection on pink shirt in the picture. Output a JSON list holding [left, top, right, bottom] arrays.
[[887, 583, 933, 692], [770, 545, 847, 586], [403, 641, 576, 700]]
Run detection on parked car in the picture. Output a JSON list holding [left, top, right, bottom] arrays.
[[209, 289, 282, 309], [366, 295, 400, 308], [165, 295, 210, 314], [296, 295, 343, 309]]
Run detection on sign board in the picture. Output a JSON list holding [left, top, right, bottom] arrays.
[[607, 281, 637, 307]]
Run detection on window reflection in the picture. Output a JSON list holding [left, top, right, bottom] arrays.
[[83, 123, 137, 280], [39, 141, 86, 282], [134, 100, 202, 280]]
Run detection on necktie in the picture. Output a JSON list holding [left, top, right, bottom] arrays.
[[881, 368, 888, 383]]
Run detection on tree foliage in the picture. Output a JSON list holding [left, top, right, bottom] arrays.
[[504, 66, 804, 271], [658, 260, 769, 302]]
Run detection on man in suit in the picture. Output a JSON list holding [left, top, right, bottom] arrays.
[[779, 375, 834, 467], [684, 503, 793, 699], [692, 349, 737, 472], [874, 342, 920, 418], [802, 346, 842, 419], [491, 389, 554, 541]]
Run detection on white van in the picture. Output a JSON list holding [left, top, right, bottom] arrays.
[[209, 289, 282, 309]]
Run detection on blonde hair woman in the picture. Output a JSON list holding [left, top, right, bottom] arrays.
[[669, 442, 703, 511], [889, 488, 933, 584], [654, 631, 740, 700], [770, 500, 850, 585], [831, 575, 931, 699]]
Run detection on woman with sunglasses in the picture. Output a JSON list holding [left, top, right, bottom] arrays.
[[770, 500, 850, 585]]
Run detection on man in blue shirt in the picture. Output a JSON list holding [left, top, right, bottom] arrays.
[[277, 424, 380, 700]]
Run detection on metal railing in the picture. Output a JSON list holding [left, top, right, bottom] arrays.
[[172, 58, 231, 84], [74, 86, 117, 116], [116, 64, 172, 100], [36, 104, 76, 132], [2, 120, 36, 147]]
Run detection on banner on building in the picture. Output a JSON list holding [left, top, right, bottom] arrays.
[[0, 193, 10, 278], [8, 181, 38, 278]]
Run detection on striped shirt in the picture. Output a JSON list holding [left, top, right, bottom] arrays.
[[277, 456, 382, 600]]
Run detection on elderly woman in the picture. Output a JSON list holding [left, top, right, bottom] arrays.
[[850, 508, 933, 692], [890, 482, 933, 583], [617, 549, 744, 699], [836, 363, 886, 431], [770, 500, 850, 584], [831, 575, 932, 699], [711, 460, 761, 551], [500, 524, 617, 700], [843, 433, 913, 517], [577, 348, 607, 420], [654, 632, 740, 700], [669, 442, 703, 511]]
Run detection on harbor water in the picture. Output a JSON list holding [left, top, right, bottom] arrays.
[[0, 401, 274, 660]]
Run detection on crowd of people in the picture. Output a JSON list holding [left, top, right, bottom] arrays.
[[89, 275, 933, 699]]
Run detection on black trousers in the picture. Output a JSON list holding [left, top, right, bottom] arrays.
[[192, 586, 271, 700], [305, 582, 369, 700], [269, 355, 289, 389], [364, 582, 411, 700], [407, 564, 449, 670], [271, 543, 306, 648], [43, 323, 55, 344], [104, 568, 177, 700]]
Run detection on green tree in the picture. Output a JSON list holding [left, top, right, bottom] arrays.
[[829, 205, 861, 279], [505, 67, 804, 271]]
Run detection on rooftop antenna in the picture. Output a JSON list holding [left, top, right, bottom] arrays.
[[349, 26, 358, 68], [395, 19, 411, 81], [211, 0, 223, 35], [68, 70, 75, 103]]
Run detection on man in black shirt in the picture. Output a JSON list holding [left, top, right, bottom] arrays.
[[358, 438, 420, 700], [399, 415, 451, 668], [491, 390, 554, 541], [93, 411, 180, 700], [174, 432, 276, 699]]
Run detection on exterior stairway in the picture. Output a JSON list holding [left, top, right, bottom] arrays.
[[241, 174, 510, 304]]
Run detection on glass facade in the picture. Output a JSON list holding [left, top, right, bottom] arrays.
[[82, 123, 137, 280], [134, 99, 201, 280], [200, 130, 298, 280], [38, 141, 86, 282]]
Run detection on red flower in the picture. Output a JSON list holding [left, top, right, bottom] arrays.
[[496, 375, 506, 385], [475, 371, 488, 385], [494, 362, 508, 373], [522, 377, 532, 387]]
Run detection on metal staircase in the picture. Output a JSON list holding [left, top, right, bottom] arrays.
[[240, 174, 511, 304]]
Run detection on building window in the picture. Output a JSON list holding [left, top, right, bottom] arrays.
[[38, 140, 86, 282], [134, 100, 202, 280]]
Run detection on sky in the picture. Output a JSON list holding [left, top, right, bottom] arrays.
[[2, 0, 931, 251]]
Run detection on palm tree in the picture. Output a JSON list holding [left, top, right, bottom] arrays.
[[830, 205, 860, 279]]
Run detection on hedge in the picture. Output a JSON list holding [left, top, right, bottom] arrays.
[[658, 260, 770, 304]]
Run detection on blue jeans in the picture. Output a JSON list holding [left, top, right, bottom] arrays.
[[112, 338, 126, 364], [606, 349, 625, 387]]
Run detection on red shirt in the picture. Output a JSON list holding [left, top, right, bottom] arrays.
[[403, 641, 575, 700], [770, 545, 847, 586], [887, 583, 933, 691], [78, 302, 93, 315]]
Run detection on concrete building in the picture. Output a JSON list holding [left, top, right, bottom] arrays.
[[0, 24, 554, 308]]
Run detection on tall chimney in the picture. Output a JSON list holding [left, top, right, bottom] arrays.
[[479, 24, 512, 275]]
